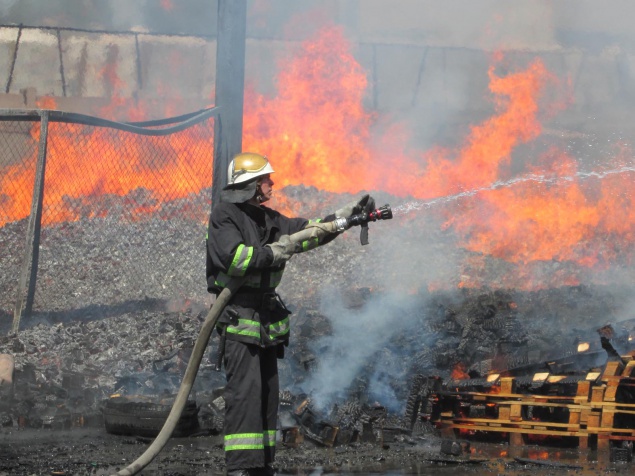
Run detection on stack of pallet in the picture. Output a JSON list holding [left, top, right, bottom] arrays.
[[438, 358, 635, 450]]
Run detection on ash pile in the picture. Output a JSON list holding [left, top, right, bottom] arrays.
[[1, 186, 634, 449]]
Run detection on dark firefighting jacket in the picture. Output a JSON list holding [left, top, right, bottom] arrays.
[[206, 201, 335, 348]]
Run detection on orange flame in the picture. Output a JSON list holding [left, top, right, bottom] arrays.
[[242, 24, 635, 289], [0, 116, 214, 226], [243, 25, 376, 194], [451, 363, 470, 380], [1, 23, 634, 291]]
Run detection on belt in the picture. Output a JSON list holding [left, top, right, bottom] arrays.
[[229, 292, 279, 311]]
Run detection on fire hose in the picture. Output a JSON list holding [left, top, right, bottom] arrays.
[[114, 204, 392, 476]]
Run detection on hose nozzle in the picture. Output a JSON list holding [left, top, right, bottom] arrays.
[[367, 204, 393, 222], [347, 204, 393, 228], [336, 204, 393, 245]]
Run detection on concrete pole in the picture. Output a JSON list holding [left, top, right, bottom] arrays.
[[212, 0, 247, 208]]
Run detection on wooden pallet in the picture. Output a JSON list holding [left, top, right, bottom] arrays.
[[437, 357, 635, 450]]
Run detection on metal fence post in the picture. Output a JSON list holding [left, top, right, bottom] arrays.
[[12, 110, 49, 334], [212, 0, 247, 208]]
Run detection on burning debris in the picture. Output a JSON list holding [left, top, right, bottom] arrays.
[[2, 220, 634, 460], [402, 321, 635, 463]]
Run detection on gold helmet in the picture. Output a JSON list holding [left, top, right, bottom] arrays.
[[226, 152, 275, 186], [221, 152, 275, 203]]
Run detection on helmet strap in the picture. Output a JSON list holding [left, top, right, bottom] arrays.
[[256, 186, 266, 203], [255, 179, 269, 203]]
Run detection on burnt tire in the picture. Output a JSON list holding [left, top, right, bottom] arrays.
[[103, 397, 199, 438]]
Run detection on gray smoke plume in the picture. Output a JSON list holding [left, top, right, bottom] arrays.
[[300, 286, 423, 412]]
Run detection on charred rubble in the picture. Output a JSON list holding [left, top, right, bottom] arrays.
[[1, 187, 635, 457], [1, 278, 633, 448]]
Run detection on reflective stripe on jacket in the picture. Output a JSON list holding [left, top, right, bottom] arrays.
[[206, 201, 337, 346], [206, 201, 309, 294]]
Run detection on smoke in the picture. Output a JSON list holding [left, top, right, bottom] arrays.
[[109, 0, 149, 31], [299, 286, 427, 412], [0, 0, 18, 17]]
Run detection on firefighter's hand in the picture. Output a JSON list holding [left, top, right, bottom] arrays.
[[335, 194, 370, 219], [266, 235, 300, 266]]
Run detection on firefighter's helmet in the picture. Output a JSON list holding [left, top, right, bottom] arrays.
[[226, 152, 275, 187], [221, 152, 275, 203]]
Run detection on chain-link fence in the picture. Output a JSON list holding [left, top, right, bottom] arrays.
[[0, 108, 218, 333]]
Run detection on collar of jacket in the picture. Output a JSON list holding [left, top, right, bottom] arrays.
[[237, 202, 280, 243]]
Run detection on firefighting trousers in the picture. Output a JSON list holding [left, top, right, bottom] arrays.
[[223, 338, 279, 471]]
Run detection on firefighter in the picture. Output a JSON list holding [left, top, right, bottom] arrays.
[[206, 152, 370, 476]]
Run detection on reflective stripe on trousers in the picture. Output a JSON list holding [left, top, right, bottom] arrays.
[[223, 339, 279, 471], [224, 430, 277, 451]]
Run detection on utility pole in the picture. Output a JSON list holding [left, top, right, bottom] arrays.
[[212, 0, 247, 208]]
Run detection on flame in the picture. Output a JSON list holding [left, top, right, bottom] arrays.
[[421, 59, 550, 197], [527, 449, 550, 458], [0, 114, 214, 226], [451, 362, 470, 380], [1, 23, 635, 291], [243, 25, 635, 289], [243, 25, 376, 194]]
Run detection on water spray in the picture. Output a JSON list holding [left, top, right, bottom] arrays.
[[392, 164, 635, 216]]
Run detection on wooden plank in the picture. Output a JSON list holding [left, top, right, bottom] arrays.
[[579, 434, 589, 449], [586, 426, 635, 435], [603, 361, 624, 378], [510, 432, 523, 446], [500, 377, 515, 394], [591, 385, 606, 403], [623, 360, 635, 377], [489, 400, 584, 410], [0, 354, 14, 386], [580, 408, 590, 426], [451, 423, 635, 438], [600, 410, 615, 429], [439, 378, 635, 450], [576, 380, 591, 400], [598, 434, 635, 441], [446, 391, 577, 401], [450, 423, 581, 437], [591, 401, 635, 410], [598, 437, 610, 450], [587, 412, 601, 429], [604, 378, 620, 402], [448, 418, 580, 430]]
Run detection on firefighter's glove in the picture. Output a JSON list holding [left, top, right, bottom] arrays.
[[266, 235, 300, 266], [335, 194, 370, 219]]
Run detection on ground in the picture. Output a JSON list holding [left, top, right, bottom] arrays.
[[1, 427, 634, 476]]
